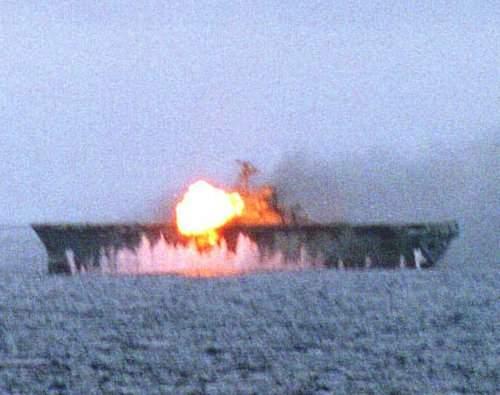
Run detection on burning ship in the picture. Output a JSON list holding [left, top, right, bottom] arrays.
[[32, 161, 459, 276]]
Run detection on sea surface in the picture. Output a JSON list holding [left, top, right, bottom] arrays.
[[0, 227, 498, 394]]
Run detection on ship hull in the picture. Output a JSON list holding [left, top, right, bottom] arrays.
[[32, 221, 459, 274]]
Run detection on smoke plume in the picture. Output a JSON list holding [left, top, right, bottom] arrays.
[[270, 130, 499, 267]]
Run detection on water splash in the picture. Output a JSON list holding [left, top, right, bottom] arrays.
[[92, 233, 324, 277]]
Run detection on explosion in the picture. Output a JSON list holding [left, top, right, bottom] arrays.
[[175, 180, 244, 247]]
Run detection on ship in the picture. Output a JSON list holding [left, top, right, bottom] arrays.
[[32, 161, 459, 274]]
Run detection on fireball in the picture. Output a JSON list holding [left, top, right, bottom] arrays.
[[176, 180, 244, 247]]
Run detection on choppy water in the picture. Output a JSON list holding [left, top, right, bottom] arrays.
[[0, 227, 498, 394]]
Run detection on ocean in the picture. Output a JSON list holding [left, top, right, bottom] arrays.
[[0, 226, 498, 394]]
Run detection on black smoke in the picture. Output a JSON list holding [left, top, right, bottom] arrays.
[[270, 130, 499, 267]]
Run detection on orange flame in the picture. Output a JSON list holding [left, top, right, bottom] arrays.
[[175, 180, 244, 247]]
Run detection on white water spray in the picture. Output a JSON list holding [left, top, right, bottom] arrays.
[[90, 233, 324, 277]]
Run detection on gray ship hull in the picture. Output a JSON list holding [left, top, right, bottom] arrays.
[[32, 221, 459, 274]]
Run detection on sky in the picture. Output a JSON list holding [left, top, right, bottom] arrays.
[[0, 1, 498, 224]]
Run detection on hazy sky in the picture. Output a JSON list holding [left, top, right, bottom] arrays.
[[0, 1, 498, 223]]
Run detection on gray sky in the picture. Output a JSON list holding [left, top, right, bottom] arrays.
[[0, 1, 498, 223]]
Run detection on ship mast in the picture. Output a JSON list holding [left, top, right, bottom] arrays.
[[235, 160, 258, 193]]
